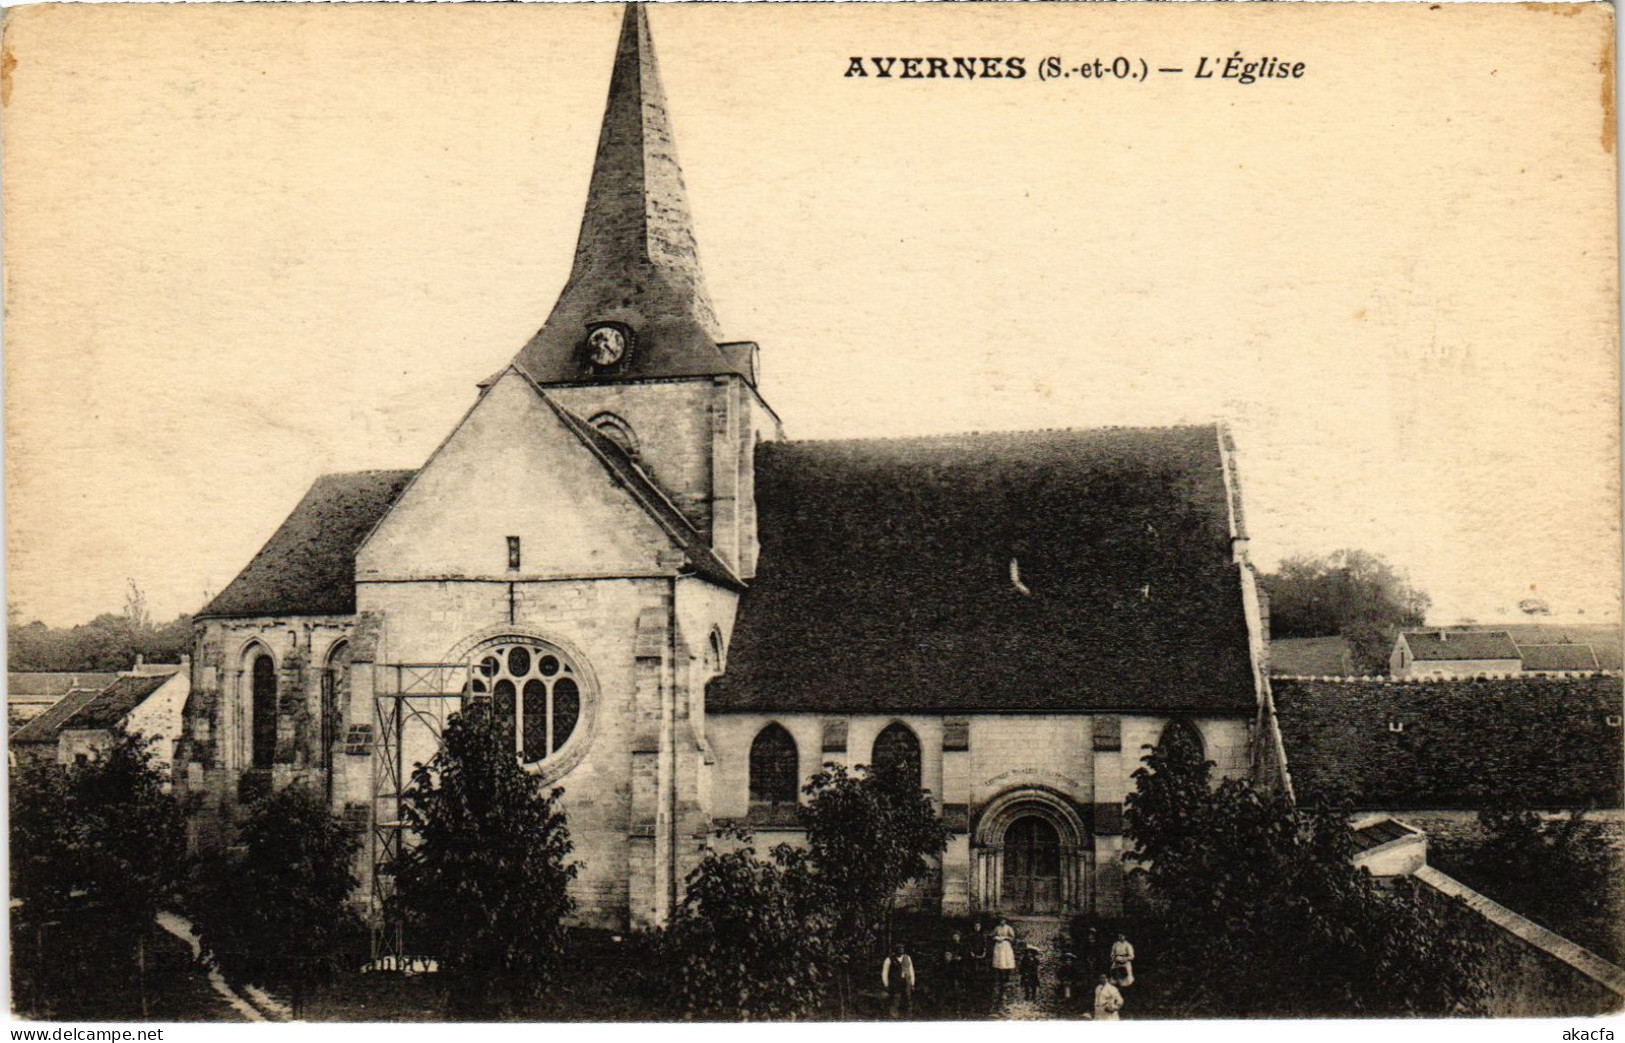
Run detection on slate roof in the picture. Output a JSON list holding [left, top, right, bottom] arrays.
[[1519, 643, 1601, 672], [61, 674, 171, 731], [11, 686, 107, 745], [1350, 817, 1418, 854], [197, 470, 416, 620], [1275, 676, 1624, 808], [708, 425, 1258, 715], [1403, 630, 1520, 661], [513, 6, 748, 387]]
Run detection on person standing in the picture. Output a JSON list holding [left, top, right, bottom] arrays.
[[1081, 925, 1101, 979], [991, 918, 1017, 1001], [882, 942, 916, 1019], [966, 921, 990, 1013], [1057, 947, 1079, 1003], [941, 931, 966, 1014], [1110, 933, 1136, 988], [1093, 974, 1124, 1021], [1018, 944, 1041, 1001]]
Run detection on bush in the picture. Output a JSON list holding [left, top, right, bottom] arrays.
[[1124, 729, 1487, 1016], [798, 763, 946, 980], [186, 784, 366, 1014], [9, 731, 187, 1017], [652, 830, 834, 1020], [1439, 808, 1618, 963], [390, 705, 578, 1016]]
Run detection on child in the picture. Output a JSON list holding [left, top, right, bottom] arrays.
[[1058, 948, 1079, 1002], [1019, 944, 1041, 1001]]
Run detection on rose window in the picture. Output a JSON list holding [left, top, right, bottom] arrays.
[[466, 640, 582, 764]]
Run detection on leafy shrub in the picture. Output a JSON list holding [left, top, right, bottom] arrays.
[[389, 705, 577, 1016], [186, 783, 366, 1014], [652, 831, 834, 1020], [1125, 729, 1487, 1016]]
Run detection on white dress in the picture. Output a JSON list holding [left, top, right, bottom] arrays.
[[1094, 982, 1124, 1020], [991, 924, 1016, 971]]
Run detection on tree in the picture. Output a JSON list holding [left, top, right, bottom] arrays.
[[1260, 549, 1430, 673], [123, 578, 151, 633], [1445, 807, 1616, 963], [1124, 731, 1485, 1016], [186, 784, 366, 1015], [653, 830, 834, 1020], [390, 705, 578, 1015], [797, 761, 947, 1012], [10, 730, 188, 1017], [8, 608, 194, 672]]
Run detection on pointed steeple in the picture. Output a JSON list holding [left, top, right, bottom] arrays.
[[514, 4, 745, 385]]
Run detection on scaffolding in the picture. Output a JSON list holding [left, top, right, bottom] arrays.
[[370, 663, 466, 969]]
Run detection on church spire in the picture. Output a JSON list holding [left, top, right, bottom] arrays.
[[514, 4, 745, 385]]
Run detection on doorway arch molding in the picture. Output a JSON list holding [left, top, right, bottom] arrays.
[[971, 785, 1092, 916]]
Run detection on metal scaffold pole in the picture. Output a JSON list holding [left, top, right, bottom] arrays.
[[369, 664, 464, 970]]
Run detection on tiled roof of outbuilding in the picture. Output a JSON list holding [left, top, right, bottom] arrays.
[[11, 686, 107, 745], [1403, 630, 1520, 661], [7, 673, 119, 700], [61, 674, 172, 731], [708, 425, 1257, 715], [1270, 636, 1353, 677], [1519, 643, 1601, 672], [196, 470, 416, 620]]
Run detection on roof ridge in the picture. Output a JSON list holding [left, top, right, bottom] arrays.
[[772, 423, 1220, 447], [315, 467, 418, 479]]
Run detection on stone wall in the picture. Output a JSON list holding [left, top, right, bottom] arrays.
[[709, 710, 1251, 917], [176, 615, 355, 855]]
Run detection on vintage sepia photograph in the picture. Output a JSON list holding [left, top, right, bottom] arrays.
[[2, 0, 1620, 1026]]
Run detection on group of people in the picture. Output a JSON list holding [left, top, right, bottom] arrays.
[[1061, 927, 1136, 1021], [878, 918, 1138, 1021]]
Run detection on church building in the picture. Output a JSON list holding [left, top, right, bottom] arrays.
[[176, 5, 1279, 932]]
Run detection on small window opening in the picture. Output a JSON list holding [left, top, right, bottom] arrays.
[[507, 536, 521, 571], [1607, 715, 1621, 728]]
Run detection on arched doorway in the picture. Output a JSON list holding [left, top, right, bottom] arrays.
[[972, 787, 1092, 917], [1002, 815, 1062, 914]]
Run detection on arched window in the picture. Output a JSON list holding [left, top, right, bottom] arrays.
[[588, 412, 638, 457], [871, 722, 921, 790], [708, 629, 725, 674], [1158, 718, 1206, 762], [250, 653, 278, 770], [749, 723, 799, 805], [468, 639, 583, 765], [321, 641, 349, 794]]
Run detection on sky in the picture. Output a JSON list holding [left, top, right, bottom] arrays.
[[3, 2, 1619, 628]]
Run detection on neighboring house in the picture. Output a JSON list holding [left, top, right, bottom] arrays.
[[1270, 636, 1353, 677], [174, 6, 1277, 932], [10, 661, 188, 771], [1391, 630, 1523, 677], [1391, 625, 1622, 677], [7, 672, 118, 731]]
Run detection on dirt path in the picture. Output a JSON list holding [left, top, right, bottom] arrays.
[[155, 910, 283, 1022]]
